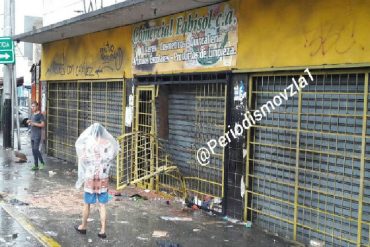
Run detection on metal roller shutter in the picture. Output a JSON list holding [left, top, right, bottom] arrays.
[[157, 82, 227, 200], [246, 71, 370, 247], [47, 80, 124, 177]]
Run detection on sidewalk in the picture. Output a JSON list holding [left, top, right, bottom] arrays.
[[0, 129, 298, 247]]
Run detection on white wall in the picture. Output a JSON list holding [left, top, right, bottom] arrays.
[[42, 0, 126, 26]]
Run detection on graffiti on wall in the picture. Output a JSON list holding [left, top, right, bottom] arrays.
[[132, 2, 238, 73], [302, 19, 364, 57], [46, 42, 124, 78]]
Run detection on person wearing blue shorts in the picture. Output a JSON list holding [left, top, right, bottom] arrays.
[[74, 123, 119, 239]]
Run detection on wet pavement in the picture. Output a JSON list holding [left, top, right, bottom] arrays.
[[0, 207, 41, 246], [0, 129, 300, 247]]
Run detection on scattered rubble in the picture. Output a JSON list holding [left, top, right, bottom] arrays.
[[152, 230, 168, 238], [156, 240, 181, 247], [160, 216, 192, 222], [14, 151, 27, 163]]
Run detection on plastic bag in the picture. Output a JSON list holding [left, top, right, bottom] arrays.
[[75, 123, 119, 189]]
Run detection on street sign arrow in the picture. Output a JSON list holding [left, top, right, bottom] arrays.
[[0, 37, 15, 64], [0, 53, 10, 60]]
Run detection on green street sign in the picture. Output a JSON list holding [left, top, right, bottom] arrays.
[[0, 37, 15, 64]]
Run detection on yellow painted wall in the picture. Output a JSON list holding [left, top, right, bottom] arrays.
[[41, 0, 370, 80], [237, 0, 370, 70], [41, 26, 132, 80]]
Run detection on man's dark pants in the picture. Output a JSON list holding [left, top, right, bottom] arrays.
[[31, 138, 44, 166]]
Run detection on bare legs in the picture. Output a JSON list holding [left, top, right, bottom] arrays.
[[78, 203, 106, 234], [99, 204, 106, 234], [78, 203, 90, 230]]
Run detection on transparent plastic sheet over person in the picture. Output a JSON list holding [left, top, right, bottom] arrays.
[[75, 123, 119, 190]]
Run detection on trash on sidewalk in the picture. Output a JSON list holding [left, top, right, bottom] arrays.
[[87, 218, 94, 222], [245, 221, 252, 228], [0, 192, 7, 200], [152, 230, 168, 238], [130, 194, 148, 201], [144, 189, 150, 193], [160, 216, 192, 222], [156, 240, 181, 247], [14, 150, 27, 163], [117, 220, 129, 224], [223, 216, 240, 224], [9, 198, 29, 206], [137, 236, 149, 241], [185, 194, 222, 213], [48, 171, 57, 177], [108, 189, 123, 196], [44, 231, 58, 237], [11, 233, 17, 239], [193, 228, 201, 232], [88, 239, 92, 243]]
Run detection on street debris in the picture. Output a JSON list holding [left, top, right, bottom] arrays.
[[9, 198, 29, 206], [28, 188, 83, 214], [202, 221, 226, 225], [88, 239, 92, 243], [152, 231, 168, 238], [160, 216, 192, 222], [193, 228, 201, 232], [223, 216, 239, 224], [156, 240, 181, 247], [117, 221, 129, 224], [144, 189, 150, 193], [130, 194, 148, 200], [185, 195, 222, 213], [44, 231, 58, 237], [0, 192, 7, 200], [87, 218, 94, 222], [137, 236, 149, 241], [14, 150, 27, 163], [48, 171, 57, 177]]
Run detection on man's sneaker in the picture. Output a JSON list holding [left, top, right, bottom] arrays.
[[39, 163, 45, 170], [31, 165, 39, 171]]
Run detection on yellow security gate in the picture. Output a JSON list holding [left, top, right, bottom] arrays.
[[134, 86, 156, 189], [116, 86, 157, 189], [244, 71, 370, 247], [116, 74, 229, 204], [116, 84, 181, 191]]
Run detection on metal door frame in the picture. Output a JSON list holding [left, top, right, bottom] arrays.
[[134, 85, 156, 189]]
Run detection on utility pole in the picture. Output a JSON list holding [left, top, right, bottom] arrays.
[[2, 0, 14, 148]]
